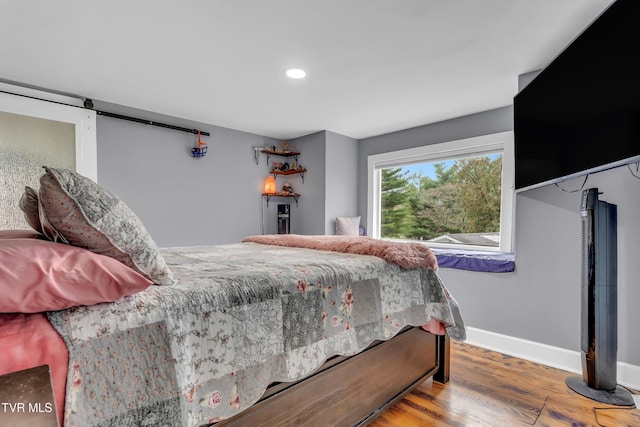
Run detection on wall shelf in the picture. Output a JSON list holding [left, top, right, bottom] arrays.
[[257, 146, 305, 208], [262, 193, 300, 207], [255, 148, 300, 165], [272, 168, 306, 182]]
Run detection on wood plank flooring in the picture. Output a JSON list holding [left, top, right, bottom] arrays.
[[371, 341, 640, 427]]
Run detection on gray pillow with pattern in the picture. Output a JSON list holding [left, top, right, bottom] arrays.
[[38, 166, 175, 285], [18, 186, 42, 234]]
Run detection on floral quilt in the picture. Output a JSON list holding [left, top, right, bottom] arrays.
[[48, 242, 465, 427]]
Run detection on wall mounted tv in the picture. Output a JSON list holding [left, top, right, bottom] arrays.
[[514, 0, 640, 192]]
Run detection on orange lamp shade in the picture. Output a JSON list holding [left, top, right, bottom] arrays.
[[264, 176, 276, 194]]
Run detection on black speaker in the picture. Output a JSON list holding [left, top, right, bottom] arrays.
[[566, 188, 634, 406]]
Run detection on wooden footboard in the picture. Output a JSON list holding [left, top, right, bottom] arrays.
[[215, 327, 448, 427]]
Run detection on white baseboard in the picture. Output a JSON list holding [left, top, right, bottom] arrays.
[[464, 327, 640, 391]]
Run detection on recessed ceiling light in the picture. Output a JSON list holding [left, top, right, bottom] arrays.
[[285, 68, 306, 79]]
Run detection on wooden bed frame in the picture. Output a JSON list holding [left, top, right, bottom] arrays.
[[215, 327, 450, 427]]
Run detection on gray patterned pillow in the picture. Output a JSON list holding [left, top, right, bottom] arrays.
[[38, 166, 175, 285], [18, 186, 42, 234], [18, 185, 66, 242], [335, 216, 361, 236]]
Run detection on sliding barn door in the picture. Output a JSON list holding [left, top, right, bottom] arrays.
[[0, 86, 97, 230], [0, 111, 75, 229]]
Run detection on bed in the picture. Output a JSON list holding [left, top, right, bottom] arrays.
[[0, 167, 465, 427]]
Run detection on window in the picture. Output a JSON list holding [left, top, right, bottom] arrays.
[[0, 83, 97, 229], [367, 131, 514, 252]]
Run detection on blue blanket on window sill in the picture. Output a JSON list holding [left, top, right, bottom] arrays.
[[432, 248, 515, 273]]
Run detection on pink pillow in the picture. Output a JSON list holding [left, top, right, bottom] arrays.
[[0, 239, 152, 313], [0, 230, 41, 239]]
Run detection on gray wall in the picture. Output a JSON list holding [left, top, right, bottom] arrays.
[[283, 130, 359, 236], [357, 106, 640, 366], [96, 106, 350, 242], [292, 131, 326, 235], [95, 100, 279, 247], [324, 131, 359, 234]]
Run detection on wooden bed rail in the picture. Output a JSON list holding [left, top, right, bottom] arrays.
[[215, 327, 448, 427]]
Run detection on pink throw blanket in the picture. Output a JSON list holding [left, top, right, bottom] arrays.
[[243, 235, 438, 270]]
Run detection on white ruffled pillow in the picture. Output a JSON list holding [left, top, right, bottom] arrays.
[[335, 216, 361, 236]]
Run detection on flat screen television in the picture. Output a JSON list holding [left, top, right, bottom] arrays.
[[514, 0, 640, 192]]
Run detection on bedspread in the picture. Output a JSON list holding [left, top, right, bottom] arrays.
[[47, 242, 465, 427]]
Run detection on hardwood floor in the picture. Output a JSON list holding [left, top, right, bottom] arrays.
[[371, 341, 640, 427]]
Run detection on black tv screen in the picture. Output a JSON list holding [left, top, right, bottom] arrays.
[[514, 0, 640, 191]]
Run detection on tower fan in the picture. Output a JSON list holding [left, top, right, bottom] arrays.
[[565, 188, 634, 406]]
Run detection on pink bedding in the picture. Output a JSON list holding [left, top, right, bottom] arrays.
[[0, 313, 68, 427], [243, 234, 439, 270], [422, 316, 447, 335]]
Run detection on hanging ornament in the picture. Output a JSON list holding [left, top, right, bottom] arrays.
[[191, 130, 207, 158]]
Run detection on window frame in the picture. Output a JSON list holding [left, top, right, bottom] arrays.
[[0, 82, 97, 180], [367, 131, 515, 252]]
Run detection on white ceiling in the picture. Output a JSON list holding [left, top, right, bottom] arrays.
[[0, 0, 615, 140]]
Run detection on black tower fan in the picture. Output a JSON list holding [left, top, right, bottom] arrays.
[[565, 188, 634, 406]]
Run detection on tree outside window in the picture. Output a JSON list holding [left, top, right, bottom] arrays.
[[380, 153, 502, 246]]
